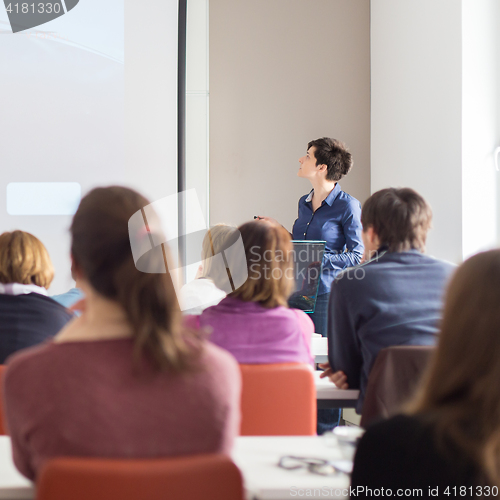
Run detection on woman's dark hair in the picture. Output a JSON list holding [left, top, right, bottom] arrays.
[[308, 137, 353, 182], [70, 186, 198, 372]]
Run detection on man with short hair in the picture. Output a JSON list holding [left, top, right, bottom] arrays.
[[321, 188, 455, 413]]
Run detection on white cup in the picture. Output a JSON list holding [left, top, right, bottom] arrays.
[[332, 427, 365, 460]]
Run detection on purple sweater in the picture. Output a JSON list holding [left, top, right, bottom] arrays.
[[186, 297, 314, 365], [4, 339, 241, 480]]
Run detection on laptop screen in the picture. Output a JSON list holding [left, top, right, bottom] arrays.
[[287, 240, 325, 313]]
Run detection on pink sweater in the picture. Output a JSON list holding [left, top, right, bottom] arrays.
[[185, 297, 314, 365], [4, 339, 241, 480]]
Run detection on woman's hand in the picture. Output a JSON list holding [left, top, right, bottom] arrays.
[[318, 362, 349, 389]]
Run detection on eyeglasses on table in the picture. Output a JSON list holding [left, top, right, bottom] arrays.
[[278, 455, 341, 476]]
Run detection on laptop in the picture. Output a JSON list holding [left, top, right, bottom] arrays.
[[287, 240, 325, 313]]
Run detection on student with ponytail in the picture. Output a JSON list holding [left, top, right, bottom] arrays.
[[3, 186, 241, 481]]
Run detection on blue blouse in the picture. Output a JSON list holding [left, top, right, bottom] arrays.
[[292, 183, 364, 295]]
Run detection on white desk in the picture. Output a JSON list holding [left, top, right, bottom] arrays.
[[0, 438, 33, 499], [233, 436, 351, 500], [0, 436, 351, 500], [314, 371, 359, 409], [311, 336, 328, 363], [311, 336, 359, 408]]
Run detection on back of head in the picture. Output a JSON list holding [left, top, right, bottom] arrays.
[[361, 188, 432, 252], [71, 186, 196, 372], [0, 230, 54, 288], [308, 137, 353, 182], [200, 223, 238, 288], [410, 250, 500, 485], [228, 221, 293, 308]]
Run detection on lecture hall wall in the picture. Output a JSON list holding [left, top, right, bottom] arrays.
[[209, 0, 371, 233], [210, 0, 500, 263]]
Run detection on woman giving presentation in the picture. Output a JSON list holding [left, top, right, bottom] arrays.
[[258, 137, 364, 337]]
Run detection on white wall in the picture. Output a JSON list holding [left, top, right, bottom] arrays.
[[462, 0, 500, 258], [185, 0, 209, 282], [209, 0, 500, 263], [371, 0, 463, 262], [209, 0, 371, 230], [124, 0, 178, 204], [186, 0, 209, 223]]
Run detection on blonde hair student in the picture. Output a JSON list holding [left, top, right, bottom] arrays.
[[0, 230, 54, 288], [180, 223, 237, 315], [0, 230, 72, 363]]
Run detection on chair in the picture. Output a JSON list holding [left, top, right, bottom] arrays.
[[360, 345, 435, 428], [239, 363, 316, 435], [0, 365, 6, 435], [37, 454, 244, 500]]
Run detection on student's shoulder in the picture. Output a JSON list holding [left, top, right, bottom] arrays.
[[50, 288, 84, 309], [27, 293, 74, 320], [287, 307, 315, 331], [416, 254, 457, 280], [203, 341, 240, 373], [201, 342, 242, 392], [332, 256, 382, 292], [354, 415, 425, 472], [422, 254, 457, 270], [363, 414, 422, 441], [4, 341, 60, 386]]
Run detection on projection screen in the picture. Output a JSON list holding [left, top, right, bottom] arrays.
[[0, 0, 182, 293]]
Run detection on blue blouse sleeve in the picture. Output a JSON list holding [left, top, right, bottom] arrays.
[[322, 198, 364, 271]]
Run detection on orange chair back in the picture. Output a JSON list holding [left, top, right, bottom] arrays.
[[239, 363, 316, 435], [0, 365, 6, 435], [37, 454, 244, 500]]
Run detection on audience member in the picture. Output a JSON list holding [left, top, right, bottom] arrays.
[[0, 231, 73, 364], [4, 186, 241, 481], [321, 188, 455, 412], [351, 250, 500, 495], [180, 223, 236, 315], [186, 220, 314, 365]]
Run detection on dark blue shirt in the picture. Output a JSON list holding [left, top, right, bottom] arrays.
[[327, 249, 456, 413], [292, 183, 364, 295], [0, 293, 73, 364]]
